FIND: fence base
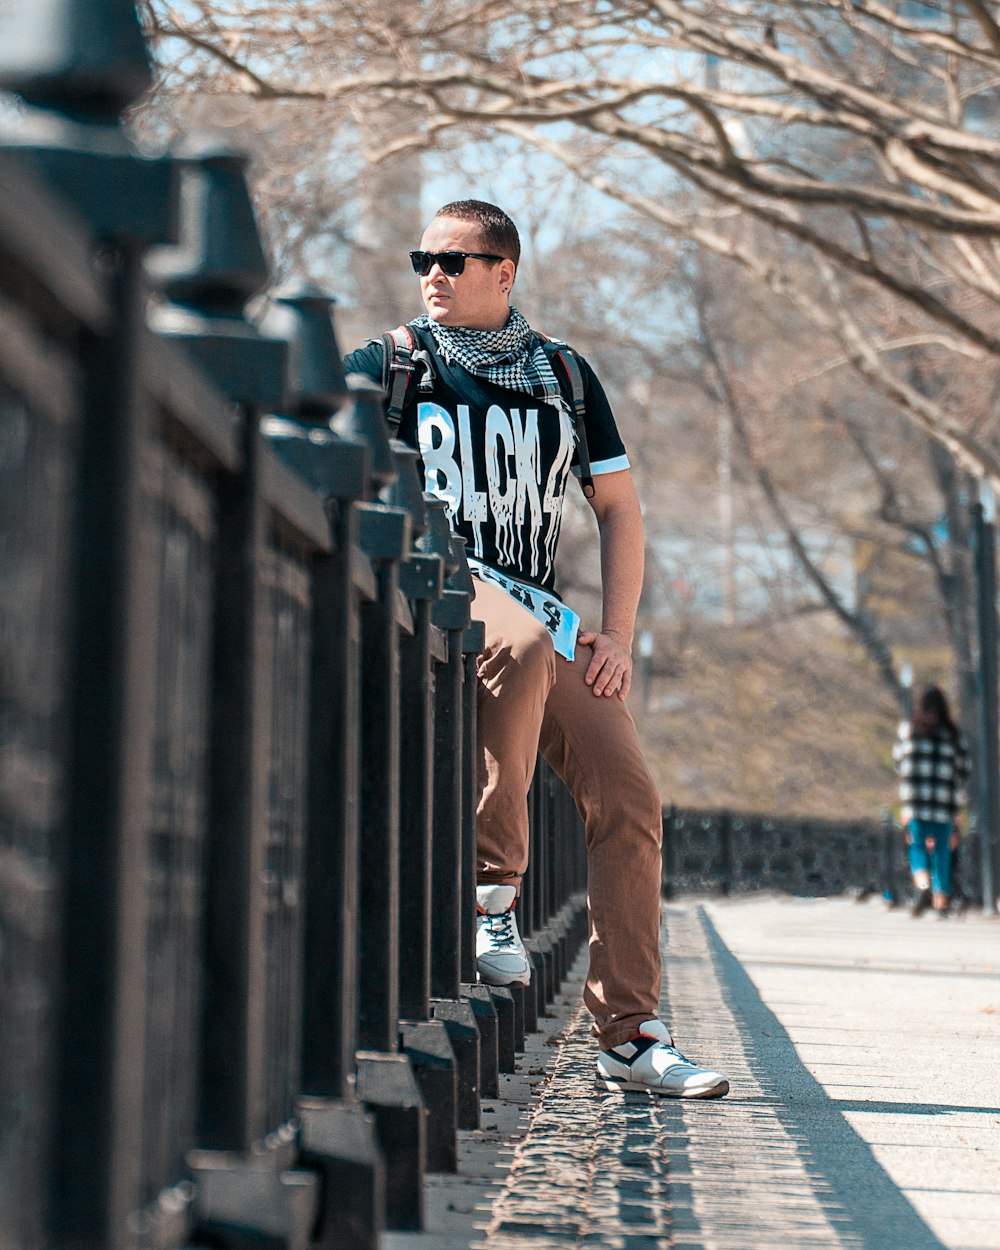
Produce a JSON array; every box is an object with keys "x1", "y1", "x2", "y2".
[
  {"x1": 526, "y1": 940, "x2": 555, "y2": 1011},
  {"x1": 431, "y1": 998, "x2": 481, "y2": 1129},
  {"x1": 486, "y1": 986, "x2": 517, "y2": 1071},
  {"x1": 506, "y1": 983, "x2": 527, "y2": 1050},
  {"x1": 188, "y1": 1149, "x2": 319, "y2": 1250},
  {"x1": 355, "y1": 1052, "x2": 426, "y2": 1231},
  {"x1": 296, "y1": 1098, "x2": 385, "y2": 1250},
  {"x1": 193, "y1": 1222, "x2": 288, "y2": 1248},
  {"x1": 520, "y1": 972, "x2": 540, "y2": 1036},
  {"x1": 399, "y1": 1020, "x2": 459, "y2": 1173},
  {"x1": 465, "y1": 985, "x2": 500, "y2": 1098}
]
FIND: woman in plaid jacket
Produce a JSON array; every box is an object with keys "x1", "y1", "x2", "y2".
[{"x1": 893, "y1": 685, "x2": 971, "y2": 915}]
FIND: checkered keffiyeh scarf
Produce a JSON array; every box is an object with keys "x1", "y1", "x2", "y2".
[{"x1": 414, "y1": 307, "x2": 566, "y2": 411}]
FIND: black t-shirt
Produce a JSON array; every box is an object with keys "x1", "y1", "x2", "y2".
[{"x1": 343, "y1": 323, "x2": 629, "y2": 590}]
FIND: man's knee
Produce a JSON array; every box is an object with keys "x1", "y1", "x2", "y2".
[{"x1": 588, "y1": 755, "x2": 662, "y2": 844}]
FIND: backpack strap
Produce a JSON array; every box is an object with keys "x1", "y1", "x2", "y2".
[
  {"x1": 381, "y1": 324, "x2": 417, "y2": 434},
  {"x1": 536, "y1": 334, "x2": 595, "y2": 498}
]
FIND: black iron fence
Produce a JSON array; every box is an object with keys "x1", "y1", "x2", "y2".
[
  {"x1": 0, "y1": 10, "x2": 589, "y2": 1249},
  {"x1": 663, "y1": 805, "x2": 987, "y2": 906}
]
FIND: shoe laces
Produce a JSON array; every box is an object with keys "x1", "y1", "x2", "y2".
[
  {"x1": 481, "y1": 909, "x2": 517, "y2": 951},
  {"x1": 657, "y1": 1042, "x2": 691, "y2": 1065}
]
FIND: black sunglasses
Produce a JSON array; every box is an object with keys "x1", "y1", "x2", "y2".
[{"x1": 409, "y1": 249, "x2": 505, "y2": 277}]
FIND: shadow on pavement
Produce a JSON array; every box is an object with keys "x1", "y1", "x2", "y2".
[
  {"x1": 691, "y1": 905, "x2": 952, "y2": 1250},
  {"x1": 830, "y1": 1098, "x2": 1000, "y2": 1117}
]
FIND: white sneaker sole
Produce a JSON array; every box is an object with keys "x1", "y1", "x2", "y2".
[
  {"x1": 477, "y1": 966, "x2": 532, "y2": 988},
  {"x1": 596, "y1": 1075, "x2": 730, "y2": 1099}
]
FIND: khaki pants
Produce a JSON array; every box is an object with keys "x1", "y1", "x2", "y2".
[{"x1": 472, "y1": 576, "x2": 663, "y2": 1050}]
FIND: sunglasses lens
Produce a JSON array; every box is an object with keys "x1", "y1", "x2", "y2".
[{"x1": 410, "y1": 251, "x2": 468, "y2": 277}]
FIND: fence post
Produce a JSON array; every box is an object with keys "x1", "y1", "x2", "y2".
[
  {"x1": 427, "y1": 503, "x2": 466, "y2": 1007},
  {"x1": 545, "y1": 765, "x2": 567, "y2": 988},
  {"x1": 719, "y1": 809, "x2": 733, "y2": 896},
  {"x1": 421, "y1": 504, "x2": 482, "y2": 1131},
  {"x1": 357, "y1": 482, "x2": 409, "y2": 1050},
  {"x1": 333, "y1": 380, "x2": 427, "y2": 1233},
  {"x1": 386, "y1": 449, "x2": 464, "y2": 1174},
  {"x1": 332, "y1": 378, "x2": 405, "y2": 1045},
  {"x1": 662, "y1": 805, "x2": 676, "y2": 899},
  {"x1": 517, "y1": 795, "x2": 540, "y2": 1037},
  {"x1": 971, "y1": 484, "x2": 1000, "y2": 915},
  {"x1": 453, "y1": 543, "x2": 482, "y2": 993},
  {"x1": 448, "y1": 546, "x2": 499, "y2": 1104},
  {"x1": 0, "y1": 154, "x2": 106, "y2": 1250},
  {"x1": 450, "y1": 550, "x2": 511, "y2": 1080},
  {"x1": 261, "y1": 288, "x2": 363, "y2": 1103},
  {"x1": 150, "y1": 147, "x2": 289, "y2": 1158},
  {"x1": 0, "y1": 10, "x2": 183, "y2": 1245},
  {"x1": 387, "y1": 467, "x2": 470, "y2": 1170},
  {"x1": 524, "y1": 774, "x2": 555, "y2": 1013},
  {"x1": 153, "y1": 146, "x2": 347, "y2": 1250},
  {"x1": 390, "y1": 452, "x2": 438, "y2": 1023},
  {"x1": 260, "y1": 287, "x2": 387, "y2": 1250}
]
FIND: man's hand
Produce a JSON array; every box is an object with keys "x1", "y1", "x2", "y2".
[
  {"x1": 578, "y1": 629, "x2": 633, "y2": 700},
  {"x1": 579, "y1": 471, "x2": 643, "y2": 702}
]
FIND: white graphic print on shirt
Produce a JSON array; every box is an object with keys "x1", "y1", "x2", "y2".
[
  {"x1": 467, "y1": 558, "x2": 581, "y2": 660},
  {"x1": 417, "y1": 399, "x2": 574, "y2": 586}
]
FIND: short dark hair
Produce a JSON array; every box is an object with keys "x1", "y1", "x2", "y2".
[{"x1": 433, "y1": 199, "x2": 520, "y2": 267}]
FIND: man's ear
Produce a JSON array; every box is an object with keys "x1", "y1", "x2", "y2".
[{"x1": 499, "y1": 257, "x2": 516, "y2": 293}]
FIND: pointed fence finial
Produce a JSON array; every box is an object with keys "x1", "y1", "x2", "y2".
[
  {"x1": 383, "y1": 441, "x2": 427, "y2": 537},
  {"x1": 0, "y1": 0, "x2": 152, "y2": 123},
  {"x1": 262, "y1": 280, "x2": 349, "y2": 420},
  {"x1": 418, "y1": 498, "x2": 457, "y2": 572},
  {"x1": 146, "y1": 141, "x2": 269, "y2": 315},
  {"x1": 333, "y1": 376, "x2": 397, "y2": 492}
]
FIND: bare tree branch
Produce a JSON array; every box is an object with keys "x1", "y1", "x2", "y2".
[
  {"x1": 696, "y1": 295, "x2": 907, "y2": 700},
  {"x1": 961, "y1": 0, "x2": 1000, "y2": 56}
]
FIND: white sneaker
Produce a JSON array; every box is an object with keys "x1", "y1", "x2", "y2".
[
  {"x1": 476, "y1": 884, "x2": 531, "y2": 987},
  {"x1": 597, "y1": 1019, "x2": 729, "y2": 1098}
]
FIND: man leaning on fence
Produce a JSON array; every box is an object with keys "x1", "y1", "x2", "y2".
[{"x1": 344, "y1": 199, "x2": 727, "y2": 1098}]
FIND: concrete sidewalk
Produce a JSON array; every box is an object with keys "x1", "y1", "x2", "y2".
[{"x1": 386, "y1": 896, "x2": 1000, "y2": 1250}]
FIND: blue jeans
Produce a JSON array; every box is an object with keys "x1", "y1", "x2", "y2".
[{"x1": 906, "y1": 819, "x2": 954, "y2": 895}]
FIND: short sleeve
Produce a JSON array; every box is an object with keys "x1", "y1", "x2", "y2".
[
  {"x1": 343, "y1": 339, "x2": 386, "y2": 385},
  {"x1": 574, "y1": 354, "x2": 630, "y2": 477}
]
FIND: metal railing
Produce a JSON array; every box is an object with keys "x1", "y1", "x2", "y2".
[
  {"x1": 663, "y1": 805, "x2": 986, "y2": 906},
  {"x1": 0, "y1": 6, "x2": 589, "y2": 1249}
]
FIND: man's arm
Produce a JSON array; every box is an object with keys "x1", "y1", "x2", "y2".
[
  {"x1": 577, "y1": 469, "x2": 644, "y2": 700},
  {"x1": 342, "y1": 339, "x2": 386, "y2": 384}
]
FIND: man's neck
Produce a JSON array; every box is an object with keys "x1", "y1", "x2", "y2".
[{"x1": 432, "y1": 310, "x2": 511, "y2": 332}]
